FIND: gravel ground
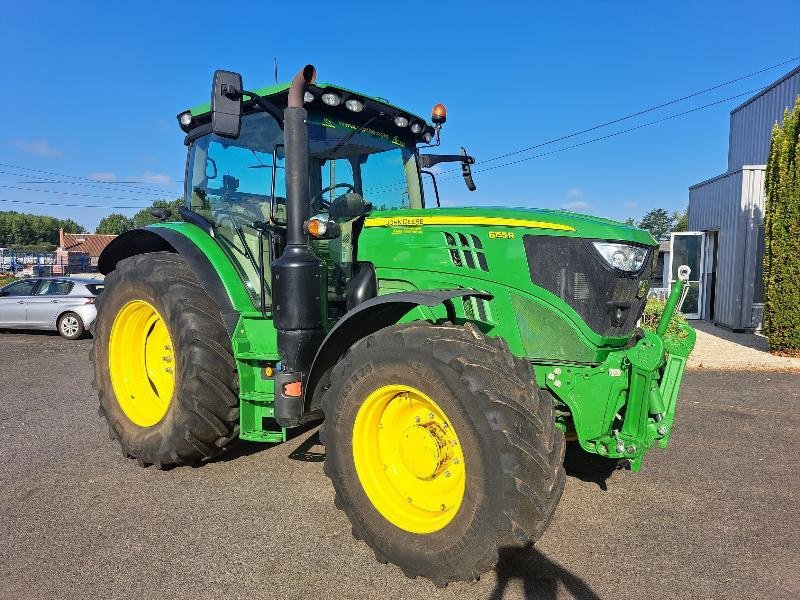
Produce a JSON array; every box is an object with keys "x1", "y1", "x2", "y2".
[
  {"x1": 687, "y1": 321, "x2": 800, "y2": 371},
  {"x1": 1, "y1": 331, "x2": 798, "y2": 599}
]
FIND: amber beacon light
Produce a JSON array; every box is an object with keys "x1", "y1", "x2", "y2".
[{"x1": 431, "y1": 103, "x2": 447, "y2": 124}]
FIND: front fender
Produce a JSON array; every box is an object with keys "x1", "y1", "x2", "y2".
[{"x1": 303, "y1": 288, "x2": 492, "y2": 412}]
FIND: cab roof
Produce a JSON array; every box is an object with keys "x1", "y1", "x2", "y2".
[{"x1": 183, "y1": 81, "x2": 435, "y2": 144}]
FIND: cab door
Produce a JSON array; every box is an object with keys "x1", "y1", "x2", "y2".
[{"x1": 669, "y1": 232, "x2": 704, "y2": 319}]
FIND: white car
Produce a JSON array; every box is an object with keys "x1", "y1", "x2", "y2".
[{"x1": 0, "y1": 277, "x2": 103, "y2": 339}]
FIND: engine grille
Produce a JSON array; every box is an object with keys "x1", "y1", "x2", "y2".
[
  {"x1": 523, "y1": 235, "x2": 653, "y2": 337},
  {"x1": 443, "y1": 232, "x2": 489, "y2": 272}
]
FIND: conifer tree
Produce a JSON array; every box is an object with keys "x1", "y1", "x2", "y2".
[{"x1": 763, "y1": 96, "x2": 800, "y2": 353}]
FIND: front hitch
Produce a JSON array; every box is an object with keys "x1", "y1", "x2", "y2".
[{"x1": 537, "y1": 265, "x2": 697, "y2": 471}]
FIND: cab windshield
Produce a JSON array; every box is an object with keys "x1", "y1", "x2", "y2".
[{"x1": 185, "y1": 110, "x2": 422, "y2": 307}]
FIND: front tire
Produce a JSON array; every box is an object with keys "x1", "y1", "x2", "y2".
[
  {"x1": 91, "y1": 252, "x2": 239, "y2": 468},
  {"x1": 320, "y1": 322, "x2": 566, "y2": 585}
]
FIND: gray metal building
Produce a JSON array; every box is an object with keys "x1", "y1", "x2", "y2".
[{"x1": 687, "y1": 66, "x2": 800, "y2": 331}]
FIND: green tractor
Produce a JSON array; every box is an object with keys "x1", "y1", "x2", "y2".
[{"x1": 92, "y1": 64, "x2": 695, "y2": 584}]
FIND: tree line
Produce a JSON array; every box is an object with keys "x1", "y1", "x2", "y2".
[
  {"x1": 0, "y1": 198, "x2": 185, "y2": 250},
  {"x1": 96, "y1": 198, "x2": 185, "y2": 235},
  {"x1": 625, "y1": 206, "x2": 688, "y2": 240},
  {"x1": 0, "y1": 211, "x2": 85, "y2": 251}
]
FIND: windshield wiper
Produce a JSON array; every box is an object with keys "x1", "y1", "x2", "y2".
[
  {"x1": 321, "y1": 112, "x2": 383, "y2": 160},
  {"x1": 247, "y1": 149, "x2": 283, "y2": 169}
]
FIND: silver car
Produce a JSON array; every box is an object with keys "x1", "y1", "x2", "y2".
[{"x1": 0, "y1": 277, "x2": 103, "y2": 339}]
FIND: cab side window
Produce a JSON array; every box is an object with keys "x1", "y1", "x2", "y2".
[{"x1": 2, "y1": 280, "x2": 37, "y2": 296}]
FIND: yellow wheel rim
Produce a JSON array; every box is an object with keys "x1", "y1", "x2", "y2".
[
  {"x1": 352, "y1": 384, "x2": 466, "y2": 534},
  {"x1": 108, "y1": 300, "x2": 175, "y2": 427}
]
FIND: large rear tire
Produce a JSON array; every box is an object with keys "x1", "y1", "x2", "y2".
[
  {"x1": 320, "y1": 322, "x2": 566, "y2": 585},
  {"x1": 92, "y1": 252, "x2": 239, "y2": 468}
]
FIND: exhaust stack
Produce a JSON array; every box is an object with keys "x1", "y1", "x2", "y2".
[
  {"x1": 272, "y1": 64, "x2": 326, "y2": 427},
  {"x1": 285, "y1": 64, "x2": 316, "y2": 246}
]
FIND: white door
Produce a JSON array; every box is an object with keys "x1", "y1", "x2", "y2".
[{"x1": 669, "y1": 232, "x2": 705, "y2": 319}]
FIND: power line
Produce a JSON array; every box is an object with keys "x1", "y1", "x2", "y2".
[
  {"x1": 0, "y1": 162, "x2": 183, "y2": 194},
  {"x1": 0, "y1": 184, "x2": 169, "y2": 203},
  {"x1": 0, "y1": 161, "x2": 184, "y2": 184},
  {"x1": 0, "y1": 198, "x2": 145, "y2": 209},
  {"x1": 366, "y1": 58, "x2": 799, "y2": 192},
  {"x1": 476, "y1": 55, "x2": 800, "y2": 166},
  {"x1": 0, "y1": 172, "x2": 180, "y2": 196},
  {"x1": 436, "y1": 86, "x2": 765, "y2": 181}
]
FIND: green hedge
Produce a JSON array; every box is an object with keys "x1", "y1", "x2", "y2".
[
  {"x1": 641, "y1": 298, "x2": 694, "y2": 357},
  {"x1": 641, "y1": 298, "x2": 688, "y2": 338},
  {"x1": 764, "y1": 96, "x2": 800, "y2": 353}
]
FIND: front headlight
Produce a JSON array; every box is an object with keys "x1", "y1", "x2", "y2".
[{"x1": 592, "y1": 242, "x2": 648, "y2": 273}]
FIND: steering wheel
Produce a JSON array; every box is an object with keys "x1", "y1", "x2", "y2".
[{"x1": 311, "y1": 183, "x2": 355, "y2": 212}]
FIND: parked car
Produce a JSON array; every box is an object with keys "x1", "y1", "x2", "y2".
[{"x1": 0, "y1": 277, "x2": 104, "y2": 339}]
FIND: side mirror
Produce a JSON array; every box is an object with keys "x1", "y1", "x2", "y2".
[
  {"x1": 329, "y1": 194, "x2": 372, "y2": 223},
  {"x1": 211, "y1": 70, "x2": 243, "y2": 138},
  {"x1": 460, "y1": 147, "x2": 476, "y2": 192}
]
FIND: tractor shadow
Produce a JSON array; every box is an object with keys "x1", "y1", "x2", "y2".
[
  {"x1": 207, "y1": 419, "x2": 325, "y2": 465},
  {"x1": 287, "y1": 428, "x2": 326, "y2": 462},
  {"x1": 562, "y1": 442, "x2": 629, "y2": 491},
  {"x1": 491, "y1": 544, "x2": 600, "y2": 599}
]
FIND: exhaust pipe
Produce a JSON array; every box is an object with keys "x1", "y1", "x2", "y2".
[
  {"x1": 287, "y1": 64, "x2": 316, "y2": 108},
  {"x1": 272, "y1": 64, "x2": 326, "y2": 427},
  {"x1": 285, "y1": 64, "x2": 316, "y2": 246}
]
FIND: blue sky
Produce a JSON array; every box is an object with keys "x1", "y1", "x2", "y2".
[{"x1": 1, "y1": 0, "x2": 798, "y2": 231}]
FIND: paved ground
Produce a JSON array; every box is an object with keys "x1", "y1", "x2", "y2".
[
  {"x1": 687, "y1": 320, "x2": 800, "y2": 371},
  {"x1": 1, "y1": 331, "x2": 798, "y2": 600}
]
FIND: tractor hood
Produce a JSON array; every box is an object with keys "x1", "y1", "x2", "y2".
[
  {"x1": 358, "y1": 205, "x2": 658, "y2": 351},
  {"x1": 363, "y1": 206, "x2": 656, "y2": 246}
]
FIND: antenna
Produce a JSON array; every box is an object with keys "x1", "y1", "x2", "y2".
[{"x1": 273, "y1": 58, "x2": 278, "y2": 84}]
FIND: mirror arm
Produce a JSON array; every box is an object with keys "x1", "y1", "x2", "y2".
[
  {"x1": 418, "y1": 154, "x2": 476, "y2": 169},
  {"x1": 241, "y1": 91, "x2": 285, "y2": 128},
  {"x1": 420, "y1": 170, "x2": 441, "y2": 208}
]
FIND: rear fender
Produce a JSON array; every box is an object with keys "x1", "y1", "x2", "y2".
[{"x1": 97, "y1": 224, "x2": 251, "y2": 337}]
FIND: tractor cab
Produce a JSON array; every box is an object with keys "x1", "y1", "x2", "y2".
[{"x1": 179, "y1": 78, "x2": 470, "y2": 317}]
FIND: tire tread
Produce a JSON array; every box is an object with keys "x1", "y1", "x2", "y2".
[
  {"x1": 320, "y1": 321, "x2": 565, "y2": 584},
  {"x1": 93, "y1": 251, "x2": 238, "y2": 467}
]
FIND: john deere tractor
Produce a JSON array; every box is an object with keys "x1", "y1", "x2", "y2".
[{"x1": 92, "y1": 64, "x2": 695, "y2": 584}]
